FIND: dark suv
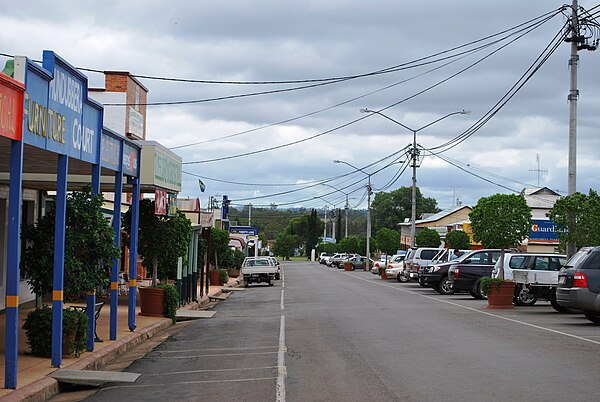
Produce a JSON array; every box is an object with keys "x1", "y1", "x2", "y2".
[{"x1": 556, "y1": 247, "x2": 600, "y2": 324}]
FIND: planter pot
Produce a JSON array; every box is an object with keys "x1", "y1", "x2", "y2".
[
  {"x1": 486, "y1": 281, "x2": 516, "y2": 309},
  {"x1": 209, "y1": 270, "x2": 223, "y2": 286},
  {"x1": 343, "y1": 262, "x2": 353, "y2": 271},
  {"x1": 139, "y1": 287, "x2": 165, "y2": 317},
  {"x1": 381, "y1": 270, "x2": 388, "y2": 280},
  {"x1": 362, "y1": 262, "x2": 367, "y2": 271}
]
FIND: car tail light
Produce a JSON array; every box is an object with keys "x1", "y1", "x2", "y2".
[
  {"x1": 573, "y1": 272, "x2": 588, "y2": 288},
  {"x1": 388, "y1": 264, "x2": 394, "y2": 269},
  {"x1": 453, "y1": 268, "x2": 460, "y2": 279},
  {"x1": 415, "y1": 263, "x2": 421, "y2": 272},
  {"x1": 403, "y1": 262, "x2": 407, "y2": 269}
]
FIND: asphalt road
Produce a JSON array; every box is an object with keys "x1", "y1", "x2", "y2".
[{"x1": 73, "y1": 261, "x2": 599, "y2": 401}]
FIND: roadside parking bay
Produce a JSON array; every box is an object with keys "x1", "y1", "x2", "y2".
[{"x1": 349, "y1": 273, "x2": 600, "y2": 346}]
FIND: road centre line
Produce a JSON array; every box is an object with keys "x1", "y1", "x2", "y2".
[
  {"x1": 350, "y1": 273, "x2": 600, "y2": 347},
  {"x1": 144, "y1": 366, "x2": 278, "y2": 376}
]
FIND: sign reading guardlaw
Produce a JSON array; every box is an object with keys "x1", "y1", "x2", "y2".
[
  {"x1": 0, "y1": 72, "x2": 24, "y2": 140},
  {"x1": 18, "y1": 51, "x2": 100, "y2": 163}
]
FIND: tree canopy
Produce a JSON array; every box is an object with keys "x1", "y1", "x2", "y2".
[
  {"x1": 371, "y1": 186, "x2": 439, "y2": 232},
  {"x1": 123, "y1": 198, "x2": 192, "y2": 282},
  {"x1": 273, "y1": 234, "x2": 301, "y2": 259},
  {"x1": 548, "y1": 189, "x2": 600, "y2": 252},
  {"x1": 21, "y1": 186, "x2": 119, "y2": 300},
  {"x1": 469, "y1": 193, "x2": 531, "y2": 249},
  {"x1": 375, "y1": 228, "x2": 401, "y2": 256},
  {"x1": 415, "y1": 227, "x2": 441, "y2": 247},
  {"x1": 444, "y1": 230, "x2": 471, "y2": 250}
]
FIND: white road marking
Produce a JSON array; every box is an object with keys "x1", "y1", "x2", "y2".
[
  {"x1": 277, "y1": 272, "x2": 287, "y2": 402},
  {"x1": 150, "y1": 351, "x2": 278, "y2": 359},
  {"x1": 100, "y1": 377, "x2": 278, "y2": 392},
  {"x1": 352, "y1": 274, "x2": 600, "y2": 346},
  {"x1": 144, "y1": 366, "x2": 278, "y2": 376}
]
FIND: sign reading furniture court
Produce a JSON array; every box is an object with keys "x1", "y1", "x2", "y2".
[{"x1": 16, "y1": 51, "x2": 101, "y2": 163}]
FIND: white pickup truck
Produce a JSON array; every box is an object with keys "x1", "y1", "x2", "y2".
[
  {"x1": 510, "y1": 253, "x2": 567, "y2": 311},
  {"x1": 241, "y1": 257, "x2": 278, "y2": 287}
]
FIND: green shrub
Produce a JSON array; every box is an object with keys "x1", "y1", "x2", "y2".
[
  {"x1": 158, "y1": 283, "x2": 179, "y2": 324},
  {"x1": 479, "y1": 277, "x2": 506, "y2": 296},
  {"x1": 23, "y1": 305, "x2": 87, "y2": 357}
]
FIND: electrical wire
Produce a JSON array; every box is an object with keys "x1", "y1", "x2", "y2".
[{"x1": 425, "y1": 21, "x2": 569, "y2": 154}]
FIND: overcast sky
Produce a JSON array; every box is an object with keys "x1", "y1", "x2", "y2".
[{"x1": 2, "y1": 1, "x2": 600, "y2": 213}]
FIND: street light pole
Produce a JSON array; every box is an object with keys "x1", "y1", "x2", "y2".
[
  {"x1": 320, "y1": 183, "x2": 351, "y2": 238},
  {"x1": 333, "y1": 160, "x2": 372, "y2": 259},
  {"x1": 315, "y1": 196, "x2": 337, "y2": 241},
  {"x1": 360, "y1": 108, "x2": 469, "y2": 248}
]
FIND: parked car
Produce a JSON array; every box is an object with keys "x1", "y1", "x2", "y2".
[
  {"x1": 401, "y1": 247, "x2": 443, "y2": 281},
  {"x1": 492, "y1": 252, "x2": 566, "y2": 306},
  {"x1": 418, "y1": 248, "x2": 469, "y2": 287},
  {"x1": 326, "y1": 253, "x2": 345, "y2": 267},
  {"x1": 343, "y1": 256, "x2": 375, "y2": 271},
  {"x1": 376, "y1": 254, "x2": 406, "y2": 278},
  {"x1": 419, "y1": 249, "x2": 479, "y2": 294},
  {"x1": 447, "y1": 249, "x2": 510, "y2": 299},
  {"x1": 556, "y1": 247, "x2": 600, "y2": 323},
  {"x1": 268, "y1": 256, "x2": 282, "y2": 280},
  {"x1": 319, "y1": 252, "x2": 331, "y2": 264}
]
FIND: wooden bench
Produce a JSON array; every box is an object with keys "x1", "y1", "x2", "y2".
[{"x1": 70, "y1": 301, "x2": 105, "y2": 342}]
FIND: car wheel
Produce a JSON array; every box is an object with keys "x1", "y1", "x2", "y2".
[
  {"x1": 470, "y1": 280, "x2": 487, "y2": 300},
  {"x1": 583, "y1": 310, "x2": 600, "y2": 324},
  {"x1": 418, "y1": 277, "x2": 427, "y2": 287},
  {"x1": 276, "y1": 273, "x2": 280, "y2": 280},
  {"x1": 243, "y1": 281, "x2": 249, "y2": 288},
  {"x1": 397, "y1": 274, "x2": 410, "y2": 283},
  {"x1": 514, "y1": 284, "x2": 537, "y2": 306},
  {"x1": 436, "y1": 279, "x2": 455, "y2": 295}
]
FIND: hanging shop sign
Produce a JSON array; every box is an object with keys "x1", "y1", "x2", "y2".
[
  {"x1": 100, "y1": 128, "x2": 122, "y2": 171},
  {"x1": 155, "y1": 189, "x2": 167, "y2": 215},
  {"x1": 139, "y1": 141, "x2": 182, "y2": 193},
  {"x1": 0, "y1": 72, "x2": 24, "y2": 140},
  {"x1": 122, "y1": 141, "x2": 140, "y2": 177}
]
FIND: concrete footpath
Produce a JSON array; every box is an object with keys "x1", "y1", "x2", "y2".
[{"x1": 0, "y1": 278, "x2": 240, "y2": 402}]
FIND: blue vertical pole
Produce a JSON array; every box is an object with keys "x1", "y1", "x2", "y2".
[
  {"x1": 128, "y1": 177, "x2": 140, "y2": 331},
  {"x1": 85, "y1": 164, "x2": 102, "y2": 352},
  {"x1": 52, "y1": 154, "x2": 69, "y2": 368},
  {"x1": 5, "y1": 139, "x2": 24, "y2": 389},
  {"x1": 110, "y1": 170, "x2": 123, "y2": 340}
]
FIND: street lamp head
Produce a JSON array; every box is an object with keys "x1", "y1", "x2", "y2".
[
  {"x1": 360, "y1": 108, "x2": 374, "y2": 114},
  {"x1": 460, "y1": 110, "x2": 471, "y2": 115},
  {"x1": 333, "y1": 159, "x2": 341, "y2": 164}
]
